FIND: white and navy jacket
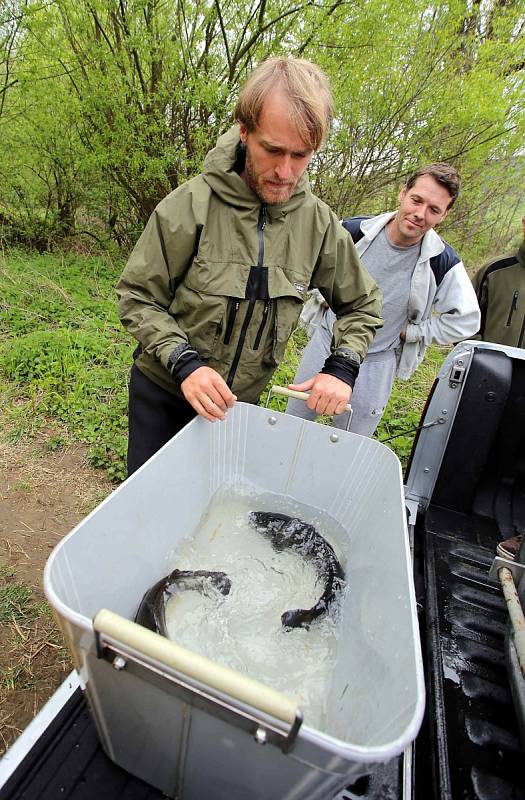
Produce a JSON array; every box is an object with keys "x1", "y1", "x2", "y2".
[{"x1": 303, "y1": 212, "x2": 481, "y2": 380}]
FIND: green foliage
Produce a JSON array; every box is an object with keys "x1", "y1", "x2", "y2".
[
  {"x1": 307, "y1": 0, "x2": 525, "y2": 263},
  {"x1": 0, "y1": 249, "x2": 131, "y2": 481},
  {"x1": 0, "y1": 0, "x2": 523, "y2": 257}
]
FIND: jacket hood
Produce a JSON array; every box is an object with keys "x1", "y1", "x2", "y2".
[{"x1": 202, "y1": 124, "x2": 311, "y2": 218}]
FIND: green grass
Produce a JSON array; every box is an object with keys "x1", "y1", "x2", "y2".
[
  {"x1": 0, "y1": 249, "x2": 131, "y2": 481},
  {"x1": 0, "y1": 247, "x2": 446, "y2": 479},
  {"x1": 0, "y1": 562, "x2": 69, "y2": 736},
  {"x1": 0, "y1": 563, "x2": 48, "y2": 625}
]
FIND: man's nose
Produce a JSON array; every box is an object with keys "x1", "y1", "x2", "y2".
[{"x1": 274, "y1": 155, "x2": 292, "y2": 180}]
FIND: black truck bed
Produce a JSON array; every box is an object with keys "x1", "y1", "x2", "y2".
[
  {"x1": 415, "y1": 505, "x2": 525, "y2": 800},
  {"x1": 2, "y1": 504, "x2": 523, "y2": 800}
]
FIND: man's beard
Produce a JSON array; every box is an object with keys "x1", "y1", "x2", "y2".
[{"x1": 243, "y1": 147, "x2": 296, "y2": 205}]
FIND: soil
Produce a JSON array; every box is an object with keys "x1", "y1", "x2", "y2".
[{"x1": 0, "y1": 435, "x2": 114, "y2": 754}]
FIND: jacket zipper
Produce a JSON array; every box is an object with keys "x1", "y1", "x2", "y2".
[
  {"x1": 254, "y1": 301, "x2": 270, "y2": 350},
  {"x1": 226, "y1": 204, "x2": 267, "y2": 388},
  {"x1": 223, "y1": 299, "x2": 240, "y2": 345},
  {"x1": 506, "y1": 291, "x2": 519, "y2": 327}
]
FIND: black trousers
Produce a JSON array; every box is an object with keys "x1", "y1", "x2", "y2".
[{"x1": 127, "y1": 365, "x2": 197, "y2": 476}]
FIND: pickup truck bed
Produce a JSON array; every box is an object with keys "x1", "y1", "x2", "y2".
[
  {"x1": 1, "y1": 342, "x2": 524, "y2": 800},
  {"x1": 415, "y1": 507, "x2": 524, "y2": 799}
]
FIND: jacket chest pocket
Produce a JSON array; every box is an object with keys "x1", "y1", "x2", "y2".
[
  {"x1": 263, "y1": 297, "x2": 302, "y2": 366},
  {"x1": 170, "y1": 259, "x2": 253, "y2": 357},
  {"x1": 220, "y1": 296, "x2": 271, "y2": 347},
  {"x1": 177, "y1": 260, "x2": 305, "y2": 367},
  {"x1": 169, "y1": 285, "x2": 225, "y2": 358},
  {"x1": 223, "y1": 265, "x2": 271, "y2": 347},
  {"x1": 265, "y1": 267, "x2": 306, "y2": 366}
]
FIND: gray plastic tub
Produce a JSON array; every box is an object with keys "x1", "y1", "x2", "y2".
[{"x1": 44, "y1": 401, "x2": 424, "y2": 800}]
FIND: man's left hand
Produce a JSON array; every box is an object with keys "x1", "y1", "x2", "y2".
[{"x1": 288, "y1": 374, "x2": 352, "y2": 416}]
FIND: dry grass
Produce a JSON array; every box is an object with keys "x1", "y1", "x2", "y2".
[
  {"x1": 0, "y1": 428, "x2": 113, "y2": 754},
  {"x1": 0, "y1": 606, "x2": 70, "y2": 752}
]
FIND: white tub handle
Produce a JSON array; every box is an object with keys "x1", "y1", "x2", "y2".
[
  {"x1": 266, "y1": 385, "x2": 353, "y2": 431},
  {"x1": 93, "y1": 609, "x2": 302, "y2": 738}
]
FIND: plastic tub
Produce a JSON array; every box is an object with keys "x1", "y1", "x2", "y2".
[{"x1": 44, "y1": 401, "x2": 424, "y2": 800}]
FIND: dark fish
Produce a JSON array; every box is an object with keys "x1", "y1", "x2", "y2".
[
  {"x1": 248, "y1": 511, "x2": 345, "y2": 629},
  {"x1": 135, "y1": 569, "x2": 231, "y2": 637}
]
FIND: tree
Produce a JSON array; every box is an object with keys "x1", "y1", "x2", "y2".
[
  {"x1": 0, "y1": 0, "x2": 523, "y2": 260},
  {"x1": 304, "y1": 0, "x2": 524, "y2": 261},
  {"x1": 18, "y1": 0, "x2": 346, "y2": 228},
  {"x1": 0, "y1": 0, "x2": 25, "y2": 120}
]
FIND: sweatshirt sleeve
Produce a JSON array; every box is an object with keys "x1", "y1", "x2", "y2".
[
  {"x1": 404, "y1": 261, "x2": 481, "y2": 346},
  {"x1": 310, "y1": 217, "x2": 383, "y2": 363},
  {"x1": 116, "y1": 188, "x2": 201, "y2": 371}
]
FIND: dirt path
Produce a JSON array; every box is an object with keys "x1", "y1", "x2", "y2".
[{"x1": 0, "y1": 435, "x2": 113, "y2": 754}]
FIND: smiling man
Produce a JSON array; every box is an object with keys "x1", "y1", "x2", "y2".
[
  {"x1": 287, "y1": 164, "x2": 481, "y2": 437},
  {"x1": 117, "y1": 58, "x2": 382, "y2": 474}
]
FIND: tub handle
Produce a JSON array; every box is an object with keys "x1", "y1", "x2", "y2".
[
  {"x1": 266, "y1": 385, "x2": 353, "y2": 431},
  {"x1": 93, "y1": 609, "x2": 303, "y2": 750}
]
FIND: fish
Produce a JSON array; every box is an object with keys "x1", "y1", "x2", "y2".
[
  {"x1": 248, "y1": 511, "x2": 345, "y2": 629},
  {"x1": 134, "y1": 569, "x2": 231, "y2": 637}
]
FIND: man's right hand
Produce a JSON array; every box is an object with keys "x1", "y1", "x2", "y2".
[{"x1": 181, "y1": 367, "x2": 237, "y2": 421}]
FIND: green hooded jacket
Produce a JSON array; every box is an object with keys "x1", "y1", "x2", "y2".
[
  {"x1": 117, "y1": 125, "x2": 383, "y2": 402},
  {"x1": 472, "y1": 239, "x2": 525, "y2": 347}
]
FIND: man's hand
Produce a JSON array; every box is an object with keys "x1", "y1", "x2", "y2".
[
  {"x1": 181, "y1": 367, "x2": 237, "y2": 421},
  {"x1": 289, "y1": 374, "x2": 352, "y2": 416}
]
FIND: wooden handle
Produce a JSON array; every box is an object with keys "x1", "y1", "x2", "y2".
[
  {"x1": 270, "y1": 385, "x2": 352, "y2": 413},
  {"x1": 93, "y1": 609, "x2": 299, "y2": 724}
]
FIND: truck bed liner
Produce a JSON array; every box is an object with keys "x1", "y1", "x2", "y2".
[
  {"x1": 0, "y1": 688, "x2": 160, "y2": 800},
  {"x1": 419, "y1": 505, "x2": 525, "y2": 800}
]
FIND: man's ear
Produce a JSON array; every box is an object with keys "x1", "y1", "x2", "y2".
[
  {"x1": 239, "y1": 123, "x2": 248, "y2": 145},
  {"x1": 398, "y1": 185, "x2": 407, "y2": 204}
]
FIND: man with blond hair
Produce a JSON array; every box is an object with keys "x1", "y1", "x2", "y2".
[{"x1": 117, "y1": 57, "x2": 382, "y2": 474}]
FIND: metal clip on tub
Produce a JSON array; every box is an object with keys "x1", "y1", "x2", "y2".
[
  {"x1": 265, "y1": 385, "x2": 353, "y2": 431},
  {"x1": 92, "y1": 609, "x2": 303, "y2": 752}
]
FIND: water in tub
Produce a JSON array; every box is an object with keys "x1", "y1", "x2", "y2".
[{"x1": 163, "y1": 483, "x2": 348, "y2": 730}]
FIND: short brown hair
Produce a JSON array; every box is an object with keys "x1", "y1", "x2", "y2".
[
  {"x1": 405, "y1": 163, "x2": 461, "y2": 209},
  {"x1": 235, "y1": 57, "x2": 333, "y2": 151}
]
